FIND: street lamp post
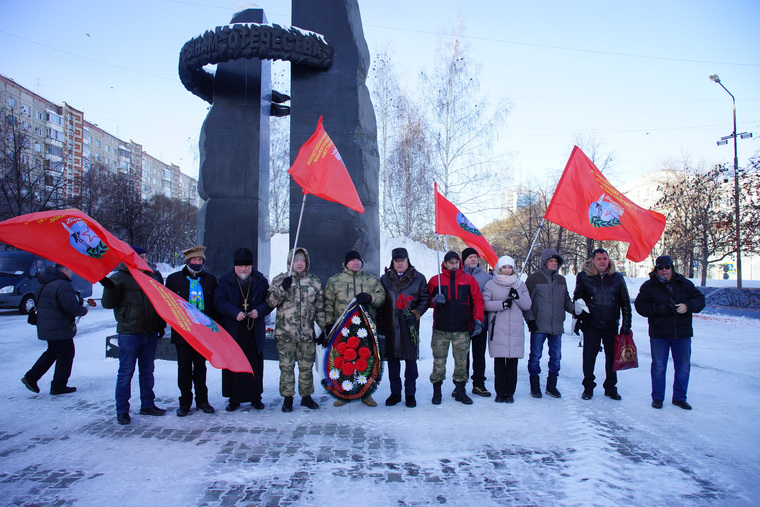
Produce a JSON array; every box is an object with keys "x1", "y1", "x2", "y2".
[{"x1": 710, "y1": 73, "x2": 752, "y2": 288}]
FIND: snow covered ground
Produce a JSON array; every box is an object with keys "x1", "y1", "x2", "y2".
[{"x1": 1, "y1": 236, "x2": 758, "y2": 505}]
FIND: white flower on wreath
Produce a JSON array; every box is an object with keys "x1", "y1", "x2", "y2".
[
  {"x1": 357, "y1": 328, "x2": 368, "y2": 338},
  {"x1": 341, "y1": 327, "x2": 350, "y2": 337},
  {"x1": 351, "y1": 315, "x2": 361, "y2": 325},
  {"x1": 341, "y1": 380, "x2": 354, "y2": 391},
  {"x1": 329, "y1": 369, "x2": 340, "y2": 380},
  {"x1": 356, "y1": 374, "x2": 367, "y2": 385}
]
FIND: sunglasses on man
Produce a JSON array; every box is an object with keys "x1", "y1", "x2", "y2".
[{"x1": 656, "y1": 264, "x2": 672, "y2": 271}]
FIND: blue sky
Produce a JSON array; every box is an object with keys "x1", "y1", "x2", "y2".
[{"x1": 1, "y1": 0, "x2": 758, "y2": 189}]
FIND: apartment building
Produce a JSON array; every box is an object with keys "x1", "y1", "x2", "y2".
[{"x1": 1, "y1": 73, "x2": 199, "y2": 208}]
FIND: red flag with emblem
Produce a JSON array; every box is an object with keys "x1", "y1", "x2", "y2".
[
  {"x1": 288, "y1": 116, "x2": 365, "y2": 213},
  {"x1": 544, "y1": 146, "x2": 666, "y2": 262},
  {"x1": 0, "y1": 209, "x2": 150, "y2": 280},
  {"x1": 434, "y1": 183, "x2": 498, "y2": 268},
  {"x1": 128, "y1": 267, "x2": 253, "y2": 374}
]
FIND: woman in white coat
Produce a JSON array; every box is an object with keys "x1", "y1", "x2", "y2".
[{"x1": 482, "y1": 256, "x2": 532, "y2": 403}]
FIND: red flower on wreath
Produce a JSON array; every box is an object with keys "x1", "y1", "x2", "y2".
[
  {"x1": 346, "y1": 336, "x2": 360, "y2": 349},
  {"x1": 333, "y1": 356, "x2": 345, "y2": 369},
  {"x1": 358, "y1": 347, "x2": 370, "y2": 360},
  {"x1": 355, "y1": 358, "x2": 368, "y2": 372},
  {"x1": 336, "y1": 342, "x2": 347, "y2": 354},
  {"x1": 343, "y1": 348, "x2": 358, "y2": 361},
  {"x1": 341, "y1": 362, "x2": 356, "y2": 376}
]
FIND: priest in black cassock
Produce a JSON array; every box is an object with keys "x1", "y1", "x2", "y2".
[{"x1": 214, "y1": 248, "x2": 273, "y2": 411}]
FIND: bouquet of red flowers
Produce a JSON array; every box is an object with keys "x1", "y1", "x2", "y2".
[{"x1": 396, "y1": 293, "x2": 419, "y2": 344}]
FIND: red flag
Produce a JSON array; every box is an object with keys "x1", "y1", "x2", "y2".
[
  {"x1": 288, "y1": 116, "x2": 365, "y2": 213},
  {"x1": 544, "y1": 146, "x2": 666, "y2": 262},
  {"x1": 0, "y1": 209, "x2": 150, "y2": 281},
  {"x1": 434, "y1": 183, "x2": 499, "y2": 268},
  {"x1": 127, "y1": 266, "x2": 253, "y2": 374}
]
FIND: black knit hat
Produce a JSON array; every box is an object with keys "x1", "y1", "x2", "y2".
[
  {"x1": 344, "y1": 250, "x2": 363, "y2": 266},
  {"x1": 655, "y1": 255, "x2": 673, "y2": 267},
  {"x1": 461, "y1": 247, "x2": 479, "y2": 261},
  {"x1": 233, "y1": 247, "x2": 253, "y2": 266}
]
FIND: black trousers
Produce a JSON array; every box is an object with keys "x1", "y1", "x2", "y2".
[
  {"x1": 493, "y1": 357, "x2": 518, "y2": 397},
  {"x1": 467, "y1": 329, "x2": 488, "y2": 386},
  {"x1": 175, "y1": 341, "x2": 209, "y2": 407},
  {"x1": 387, "y1": 358, "x2": 418, "y2": 396},
  {"x1": 25, "y1": 339, "x2": 75, "y2": 392},
  {"x1": 582, "y1": 327, "x2": 617, "y2": 392}
]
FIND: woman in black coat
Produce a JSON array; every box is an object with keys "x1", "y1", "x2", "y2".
[{"x1": 22, "y1": 264, "x2": 88, "y2": 395}]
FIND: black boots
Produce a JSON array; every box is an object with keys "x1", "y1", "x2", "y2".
[
  {"x1": 530, "y1": 375, "x2": 542, "y2": 398},
  {"x1": 282, "y1": 396, "x2": 293, "y2": 412},
  {"x1": 432, "y1": 382, "x2": 442, "y2": 405},
  {"x1": 300, "y1": 396, "x2": 319, "y2": 410},
  {"x1": 454, "y1": 382, "x2": 473, "y2": 405},
  {"x1": 546, "y1": 375, "x2": 561, "y2": 398}
]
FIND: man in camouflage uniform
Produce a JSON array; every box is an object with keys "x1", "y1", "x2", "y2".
[
  {"x1": 267, "y1": 247, "x2": 326, "y2": 413},
  {"x1": 324, "y1": 250, "x2": 386, "y2": 407}
]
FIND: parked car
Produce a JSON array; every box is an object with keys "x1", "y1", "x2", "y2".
[{"x1": 0, "y1": 249, "x2": 92, "y2": 314}]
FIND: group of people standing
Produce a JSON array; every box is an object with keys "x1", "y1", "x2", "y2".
[{"x1": 21, "y1": 242, "x2": 705, "y2": 424}]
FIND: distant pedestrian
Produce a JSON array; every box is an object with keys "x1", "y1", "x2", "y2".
[
  {"x1": 574, "y1": 248, "x2": 632, "y2": 401},
  {"x1": 21, "y1": 263, "x2": 88, "y2": 396},
  {"x1": 523, "y1": 248, "x2": 574, "y2": 399},
  {"x1": 102, "y1": 246, "x2": 167, "y2": 425},
  {"x1": 165, "y1": 245, "x2": 217, "y2": 417},
  {"x1": 377, "y1": 248, "x2": 429, "y2": 408},
  {"x1": 267, "y1": 248, "x2": 326, "y2": 413},
  {"x1": 482, "y1": 256, "x2": 531, "y2": 403},
  {"x1": 634, "y1": 255, "x2": 705, "y2": 410}
]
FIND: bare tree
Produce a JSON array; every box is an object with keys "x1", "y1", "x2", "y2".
[
  {"x1": 382, "y1": 95, "x2": 434, "y2": 242},
  {"x1": 0, "y1": 106, "x2": 65, "y2": 219},
  {"x1": 656, "y1": 161, "x2": 735, "y2": 286},
  {"x1": 66, "y1": 158, "x2": 112, "y2": 219},
  {"x1": 420, "y1": 18, "x2": 510, "y2": 218},
  {"x1": 269, "y1": 115, "x2": 290, "y2": 235}
]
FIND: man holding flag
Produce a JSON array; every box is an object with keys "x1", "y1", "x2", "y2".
[{"x1": 102, "y1": 246, "x2": 167, "y2": 425}]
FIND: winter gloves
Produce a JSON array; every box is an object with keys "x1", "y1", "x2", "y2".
[
  {"x1": 527, "y1": 320, "x2": 538, "y2": 333},
  {"x1": 470, "y1": 320, "x2": 484, "y2": 337},
  {"x1": 502, "y1": 299, "x2": 513, "y2": 309},
  {"x1": 281, "y1": 276, "x2": 292, "y2": 291},
  {"x1": 432, "y1": 293, "x2": 446, "y2": 306},
  {"x1": 355, "y1": 292, "x2": 372, "y2": 305}
]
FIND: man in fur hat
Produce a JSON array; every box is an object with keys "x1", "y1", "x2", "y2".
[{"x1": 165, "y1": 245, "x2": 217, "y2": 416}]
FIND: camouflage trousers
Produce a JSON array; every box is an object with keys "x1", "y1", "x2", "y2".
[
  {"x1": 276, "y1": 340, "x2": 316, "y2": 397},
  {"x1": 429, "y1": 330, "x2": 470, "y2": 384}
]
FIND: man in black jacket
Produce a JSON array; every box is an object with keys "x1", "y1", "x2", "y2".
[
  {"x1": 635, "y1": 255, "x2": 705, "y2": 410},
  {"x1": 22, "y1": 264, "x2": 88, "y2": 395},
  {"x1": 573, "y1": 248, "x2": 632, "y2": 401},
  {"x1": 102, "y1": 246, "x2": 167, "y2": 425},
  {"x1": 165, "y1": 245, "x2": 217, "y2": 417}
]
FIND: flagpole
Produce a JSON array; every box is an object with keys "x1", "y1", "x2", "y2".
[
  {"x1": 289, "y1": 193, "x2": 308, "y2": 276},
  {"x1": 519, "y1": 218, "x2": 546, "y2": 280},
  {"x1": 435, "y1": 234, "x2": 442, "y2": 291}
]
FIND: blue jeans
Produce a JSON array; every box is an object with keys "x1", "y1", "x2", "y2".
[
  {"x1": 650, "y1": 336, "x2": 691, "y2": 402},
  {"x1": 528, "y1": 333, "x2": 562, "y2": 376},
  {"x1": 115, "y1": 333, "x2": 158, "y2": 414}
]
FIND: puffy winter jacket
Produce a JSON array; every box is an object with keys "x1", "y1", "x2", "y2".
[
  {"x1": 634, "y1": 271, "x2": 705, "y2": 338},
  {"x1": 523, "y1": 249, "x2": 574, "y2": 335},
  {"x1": 267, "y1": 248, "x2": 326, "y2": 343},
  {"x1": 34, "y1": 267, "x2": 88, "y2": 341},
  {"x1": 324, "y1": 264, "x2": 385, "y2": 326},
  {"x1": 573, "y1": 258, "x2": 632, "y2": 332},
  {"x1": 428, "y1": 264, "x2": 485, "y2": 333},
  {"x1": 101, "y1": 264, "x2": 165, "y2": 335},
  {"x1": 483, "y1": 277, "x2": 531, "y2": 358}
]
